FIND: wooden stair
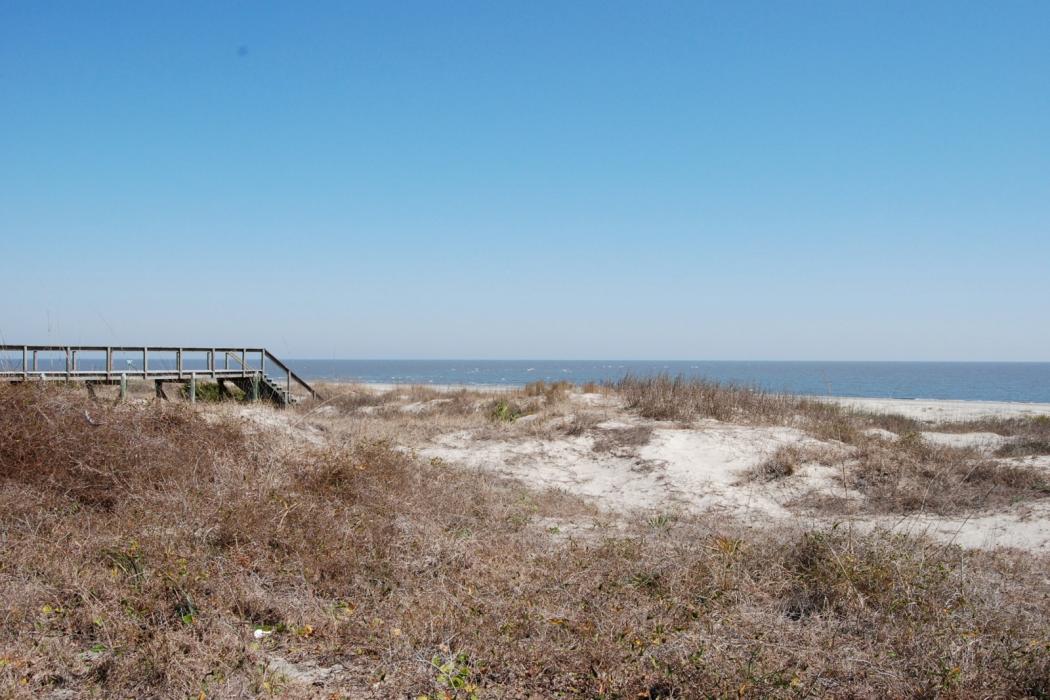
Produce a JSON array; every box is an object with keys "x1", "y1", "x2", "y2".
[{"x1": 0, "y1": 345, "x2": 320, "y2": 408}]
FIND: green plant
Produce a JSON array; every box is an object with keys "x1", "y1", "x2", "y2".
[
  {"x1": 180, "y1": 381, "x2": 225, "y2": 402},
  {"x1": 428, "y1": 652, "x2": 478, "y2": 699},
  {"x1": 489, "y1": 398, "x2": 524, "y2": 422}
]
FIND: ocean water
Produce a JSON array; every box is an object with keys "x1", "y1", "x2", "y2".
[
  {"x1": 3, "y1": 354, "x2": 1047, "y2": 403},
  {"x1": 285, "y1": 360, "x2": 1050, "y2": 403}
]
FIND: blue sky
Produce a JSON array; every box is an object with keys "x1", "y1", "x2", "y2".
[{"x1": 2, "y1": 1, "x2": 1048, "y2": 360}]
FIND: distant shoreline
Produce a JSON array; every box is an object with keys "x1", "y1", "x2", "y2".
[
  {"x1": 285, "y1": 360, "x2": 1050, "y2": 403},
  {"x1": 319, "y1": 380, "x2": 1050, "y2": 420}
]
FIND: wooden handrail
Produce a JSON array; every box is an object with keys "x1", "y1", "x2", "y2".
[{"x1": 0, "y1": 345, "x2": 320, "y2": 400}]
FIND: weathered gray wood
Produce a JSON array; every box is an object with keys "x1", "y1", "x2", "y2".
[{"x1": 0, "y1": 345, "x2": 320, "y2": 406}]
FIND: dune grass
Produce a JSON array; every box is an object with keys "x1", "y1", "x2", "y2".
[{"x1": 1, "y1": 382, "x2": 1049, "y2": 697}]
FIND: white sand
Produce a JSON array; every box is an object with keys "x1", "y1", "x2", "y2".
[
  {"x1": 423, "y1": 421, "x2": 833, "y2": 522},
  {"x1": 869, "y1": 503, "x2": 1050, "y2": 553},
  {"x1": 920, "y1": 431, "x2": 1007, "y2": 450},
  {"x1": 331, "y1": 382, "x2": 517, "y2": 393},
  {"x1": 417, "y1": 393, "x2": 1050, "y2": 552},
  {"x1": 819, "y1": 396, "x2": 1050, "y2": 422}
]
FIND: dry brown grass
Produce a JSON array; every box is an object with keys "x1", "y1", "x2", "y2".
[
  {"x1": 748, "y1": 443, "x2": 840, "y2": 482},
  {"x1": 591, "y1": 425, "x2": 654, "y2": 453},
  {"x1": 300, "y1": 382, "x2": 600, "y2": 449},
  {"x1": 4, "y1": 383, "x2": 1049, "y2": 697},
  {"x1": 846, "y1": 434, "x2": 1050, "y2": 514},
  {"x1": 617, "y1": 373, "x2": 799, "y2": 423},
  {"x1": 521, "y1": 380, "x2": 573, "y2": 402}
]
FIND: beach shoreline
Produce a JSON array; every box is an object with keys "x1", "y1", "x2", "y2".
[{"x1": 320, "y1": 380, "x2": 1050, "y2": 420}]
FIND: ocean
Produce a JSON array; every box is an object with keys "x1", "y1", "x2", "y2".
[
  {"x1": 285, "y1": 360, "x2": 1050, "y2": 403},
  {"x1": 4, "y1": 354, "x2": 1048, "y2": 402}
]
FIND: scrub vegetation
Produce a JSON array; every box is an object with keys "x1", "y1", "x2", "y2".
[
  {"x1": 619, "y1": 374, "x2": 1050, "y2": 515},
  {"x1": 1, "y1": 381, "x2": 1048, "y2": 697}
]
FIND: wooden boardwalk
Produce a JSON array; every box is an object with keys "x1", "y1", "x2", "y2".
[{"x1": 0, "y1": 345, "x2": 319, "y2": 407}]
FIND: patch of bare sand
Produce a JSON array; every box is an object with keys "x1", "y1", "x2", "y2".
[
  {"x1": 206, "y1": 404, "x2": 327, "y2": 447},
  {"x1": 422, "y1": 420, "x2": 832, "y2": 522},
  {"x1": 920, "y1": 431, "x2": 1007, "y2": 450},
  {"x1": 865, "y1": 503, "x2": 1050, "y2": 553}
]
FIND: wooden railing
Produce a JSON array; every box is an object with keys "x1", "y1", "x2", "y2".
[{"x1": 0, "y1": 345, "x2": 318, "y2": 399}]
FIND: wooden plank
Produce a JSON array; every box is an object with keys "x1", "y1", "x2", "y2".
[{"x1": 0, "y1": 344, "x2": 318, "y2": 404}]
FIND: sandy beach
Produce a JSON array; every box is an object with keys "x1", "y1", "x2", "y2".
[{"x1": 819, "y1": 395, "x2": 1050, "y2": 421}]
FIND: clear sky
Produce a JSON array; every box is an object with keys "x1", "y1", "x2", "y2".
[{"x1": 2, "y1": 2, "x2": 1048, "y2": 360}]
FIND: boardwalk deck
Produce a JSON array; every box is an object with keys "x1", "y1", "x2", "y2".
[{"x1": 0, "y1": 345, "x2": 319, "y2": 407}]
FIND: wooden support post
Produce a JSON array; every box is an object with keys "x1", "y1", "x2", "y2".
[
  {"x1": 143, "y1": 347, "x2": 148, "y2": 377},
  {"x1": 189, "y1": 373, "x2": 196, "y2": 404},
  {"x1": 251, "y1": 373, "x2": 260, "y2": 402},
  {"x1": 155, "y1": 380, "x2": 168, "y2": 400},
  {"x1": 22, "y1": 346, "x2": 27, "y2": 380},
  {"x1": 32, "y1": 350, "x2": 38, "y2": 372},
  {"x1": 106, "y1": 347, "x2": 112, "y2": 380},
  {"x1": 177, "y1": 349, "x2": 183, "y2": 379},
  {"x1": 120, "y1": 373, "x2": 128, "y2": 401}
]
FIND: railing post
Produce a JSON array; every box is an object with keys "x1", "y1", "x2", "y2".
[
  {"x1": 242, "y1": 349, "x2": 247, "y2": 376},
  {"x1": 106, "y1": 347, "x2": 112, "y2": 380},
  {"x1": 65, "y1": 347, "x2": 71, "y2": 380},
  {"x1": 177, "y1": 349, "x2": 182, "y2": 379},
  {"x1": 143, "y1": 347, "x2": 148, "y2": 377},
  {"x1": 22, "y1": 346, "x2": 27, "y2": 380},
  {"x1": 72, "y1": 350, "x2": 77, "y2": 373},
  {"x1": 32, "y1": 350, "x2": 38, "y2": 372},
  {"x1": 210, "y1": 349, "x2": 216, "y2": 376}
]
